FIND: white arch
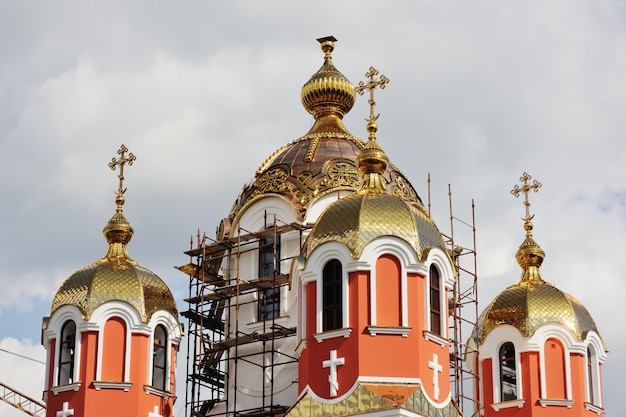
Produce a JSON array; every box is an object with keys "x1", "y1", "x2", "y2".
[
  {"x1": 303, "y1": 241, "x2": 353, "y2": 335},
  {"x1": 46, "y1": 305, "x2": 84, "y2": 388},
  {"x1": 146, "y1": 311, "x2": 183, "y2": 390},
  {"x1": 423, "y1": 247, "x2": 455, "y2": 340},
  {"x1": 231, "y1": 195, "x2": 298, "y2": 234},
  {"x1": 480, "y1": 325, "x2": 526, "y2": 404},
  {"x1": 90, "y1": 301, "x2": 150, "y2": 381}
]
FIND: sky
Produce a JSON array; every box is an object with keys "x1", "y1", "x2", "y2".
[{"x1": 0, "y1": 1, "x2": 625, "y2": 416}]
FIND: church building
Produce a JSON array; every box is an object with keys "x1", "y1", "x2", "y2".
[{"x1": 39, "y1": 36, "x2": 607, "y2": 417}]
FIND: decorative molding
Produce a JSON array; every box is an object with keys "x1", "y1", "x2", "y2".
[
  {"x1": 247, "y1": 316, "x2": 290, "y2": 334},
  {"x1": 585, "y1": 402, "x2": 604, "y2": 415},
  {"x1": 423, "y1": 331, "x2": 448, "y2": 347},
  {"x1": 491, "y1": 399, "x2": 525, "y2": 411},
  {"x1": 367, "y1": 326, "x2": 411, "y2": 337},
  {"x1": 51, "y1": 383, "x2": 81, "y2": 395},
  {"x1": 538, "y1": 398, "x2": 574, "y2": 408},
  {"x1": 314, "y1": 328, "x2": 352, "y2": 342},
  {"x1": 92, "y1": 381, "x2": 133, "y2": 391},
  {"x1": 144, "y1": 385, "x2": 172, "y2": 400}
]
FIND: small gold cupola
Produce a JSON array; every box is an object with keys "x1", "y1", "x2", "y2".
[
  {"x1": 474, "y1": 172, "x2": 604, "y2": 347},
  {"x1": 50, "y1": 145, "x2": 178, "y2": 322}
]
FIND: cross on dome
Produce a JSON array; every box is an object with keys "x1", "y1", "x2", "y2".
[
  {"x1": 511, "y1": 171, "x2": 542, "y2": 223},
  {"x1": 109, "y1": 144, "x2": 136, "y2": 197},
  {"x1": 356, "y1": 67, "x2": 389, "y2": 141},
  {"x1": 56, "y1": 402, "x2": 74, "y2": 417},
  {"x1": 322, "y1": 349, "x2": 345, "y2": 397},
  {"x1": 428, "y1": 354, "x2": 443, "y2": 401}
]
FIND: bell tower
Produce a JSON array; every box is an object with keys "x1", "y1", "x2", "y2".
[{"x1": 42, "y1": 145, "x2": 183, "y2": 417}]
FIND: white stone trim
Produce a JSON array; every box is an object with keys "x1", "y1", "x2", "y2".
[
  {"x1": 51, "y1": 383, "x2": 81, "y2": 395},
  {"x1": 538, "y1": 398, "x2": 574, "y2": 408},
  {"x1": 481, "y1": 327, "x2": 526, "y2": 405},
  {"x1": 304, "y1": 242, "x2": 352, "y2": 334},
  {"x1": 367, "y1": 326, "x2": 411, "y2": 337},
  {"x1": 92, "y1": 381, "x2": 132, "y2": 391},
  {"x1": 423, "y1": 331, "x2": 448, "y2": 347},
  {"x1": 46, "y1": 306, "x2": 83, "y2": 387},
  {"x1": 423, "y1": 248, "x2": 454, "y2": 339},
  {"x1": 144, "y1": 385, "x2": 172, "y2": 399},
  {"x1": 314, "y1": 328, "x2": 352, "y2": 342},
  {"x1": 491, "y1": 399, "x2": 525, "y2": 411},
  {"x1": 585, "y1": 402, "x2": 604, "y2": 415}
]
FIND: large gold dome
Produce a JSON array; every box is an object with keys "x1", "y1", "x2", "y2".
[
  {"x1": 229, "y1": 37, "x2": 420, "y2": 220},
  {"x1": 51, "y1": 194, "x2": 178, "y2": 322}
]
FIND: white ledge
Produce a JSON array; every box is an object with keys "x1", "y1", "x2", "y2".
[
  {"x1": 585, "y1": 402, "x2": 604, "y2": 415},
  {"x1": 491, "y1": 399, "x2": 525, "y2": 411},
  {"x1": 247, "y1": 316, "x2": 290, "y2": 334},
  {"x1": 92, "y1": 381, "x2": 132, "y2": 391},
  {"x1": 314, "y1": 328, "x2": 352, "y2": 342},
  {"x1": 423, "y1": 331, "x2": 448, "y2": 347},
  {"x1": 51, "y1": 382, "x2": 81, "y2": 394},
  {"x1": 144, "y1": 385, "x2": 172, "y2": 399},
  {"x1": 367, "y1": 326, "x2": 411, "y2": 337},
  {"x1": 538, "y1": 398, "x2": 574, "y2": 408}
]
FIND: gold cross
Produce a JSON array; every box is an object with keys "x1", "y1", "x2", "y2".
[
  {"x1": 356, "y1": 66, "x2": 389, "y2": 123},
  {"x1": 511, "y1": 172, "x2": 542, "y2": 221},
  {"x1": 108, "y1": 144, "x2": 136, "y2": 195}
]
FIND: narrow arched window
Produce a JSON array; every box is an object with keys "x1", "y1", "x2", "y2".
[
  {"x1": 429, "y1": 265, "x2": 441, "y2": 335},
  {"x1": 152, "y1": 325, "x2": 168, "y2": 391},
  {"x1": 499, "y1": 342, "x2": 517, "y2": 401},
  {"x1": 58, "y1": 320, "x2": 76, "y2": 385},
  {"x1": 258, "y1": 235, "x2": 281, "y2": 320},
  {"x1": 586, "y1": 346, "x2": 599, "y2": 405},
  {"x1": 323, "y1": 259, "x2": 342, "y2": 331}
]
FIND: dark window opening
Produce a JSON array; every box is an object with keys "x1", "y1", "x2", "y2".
[
  {"x1": 152, "y1": 325, "x2": 167, "y2": 391},
  {"x1": 58, "y1": 320, "x2": 76, "y2": 386},
  {"x1": 323, "y1": 259, "x2": 342, "y2": 331},
  {"x1": 499, "y1": 342, "x2": 517, "y2": 401},
  {"x1": 258, "y1": 235, "x2": 280, "y2": 320},
  {"x1": 429, "y1": 265, "x2": 441, "y2": 335}
]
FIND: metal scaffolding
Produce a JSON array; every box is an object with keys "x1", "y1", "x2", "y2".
[
  {"x1": 177, "y1": 218, "x2": 309, "y2": 417},
  {"x1": 438, "y1": 181, "x2": 480, "y2": 416}
]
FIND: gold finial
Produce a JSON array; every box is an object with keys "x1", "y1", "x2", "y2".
[
  {"x1": 317, "y1": 36, "x2": 337, "y2": 59},
  {"x1": 109, "y1": 144, "x2": 136, "y2": 199},
  {"x1": 356, "y1": 67, "x2": 389, "y2": 140},
  {"x1": 511, "y1": 171, "x2": 542, "y2": 225}
]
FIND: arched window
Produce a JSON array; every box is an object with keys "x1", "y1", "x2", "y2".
[
  {"x1": 429, "y1": 264, "x2": 441, "y2": 335},
  {"x1": 152, "y1": 325, "x2": 168, "y2": 391},
  {"x1": 58, "y1": 320, "x2": 76, "y2": 385},
  {"x1": 323, "y1": 259, "x2": 342, "y2": 331},
  {"x1": 258, "y1": 235, "x2": 281, "y2": 320},
  {"x1": 586, "y1": 346, "x2": 601, "y2": 406},
  {"x1": 499, "y1": 342, "x2": 517, "y2": 401}
]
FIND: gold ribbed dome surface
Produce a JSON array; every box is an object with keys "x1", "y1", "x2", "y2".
[
  {"x1": 229, "y1": 37, "x2": 420, "y2": 220},
  {"x1": 475, "y1": 280, "x2": 600, "y2": 344},
  {"x1": 51, "y1": 258, "x2": 178, "y2": 322},
  {"x1": 307, "y1": 192, "x2": 446, "y2": 260}
]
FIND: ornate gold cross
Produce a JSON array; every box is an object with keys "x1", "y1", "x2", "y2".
[
  {"x1": 511, "y1": 172, "x2": 542, "y2": 221},
  {"x1": 356, "y1": 66, "x2": 389, "y2": 123},
  {"x1": 108, "y1": 144, "x2": 136, "y2": 195}
]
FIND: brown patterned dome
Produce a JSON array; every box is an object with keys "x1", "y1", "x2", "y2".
[
  {"x1": 51, "y1": 194, "x2": 178, "y2": 322},
  {"x1": 229, "y1": 37, "x2": 421, "y2": 221}
]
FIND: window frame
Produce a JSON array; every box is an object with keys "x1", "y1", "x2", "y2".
[
  {"x1": 429, "y1": 264, "x2": 442, "y2": 335},
  {"x1": 322, "y1": 259, "x2": 343, "y2": 332},
  {"x1": 57, "y1": 320, "x2": 76, "y2": 386},
  {"x1": 258, "y1": 235, "x2": 281, "y2": 321},
  {"x1": 152, "y1": 324, "x2": 168, "y2": 391},
  {"x1": 499, "y1": 342, "x2": 518, "y2": 402}
]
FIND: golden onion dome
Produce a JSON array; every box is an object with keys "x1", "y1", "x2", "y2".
[
  {"x1": 307, "y1": 100, "x2": 446, "y2": 260},
  {"x1": 229, "y1": 37, "x2": 421, "y2": 220},
  {"x1": 475, "y1": 218, "x2": 603, "y2": 347},
  {"x1": 51, "y1": 150, "x2": 178, "y2": 322}
]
